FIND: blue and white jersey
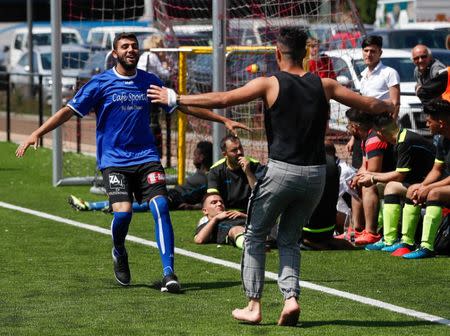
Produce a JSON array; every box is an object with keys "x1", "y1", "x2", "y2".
[{"x1": 68, "y1": 67, "x2": 171, "y2": 170}]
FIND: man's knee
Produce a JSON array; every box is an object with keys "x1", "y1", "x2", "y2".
[
  {"x1": 384, "y1": 181, "x2": 406, "y2": 195},
  {"x1": 112, "y1": 201, "x2": 133, "y2": 213},
  {"x1": 427, "y1": 187, "x2": 450, "y2": 202},
  {"x1": 362, "y1": 185, "x2": 378, "y2": 197}
]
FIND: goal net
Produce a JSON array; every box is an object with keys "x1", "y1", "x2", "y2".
[
  {"x1": 153, "y1": 0, "x2": 366, "y2": 165},
  {"x1": 58, "y1": 0, "x2": 365, "y2": 185}
]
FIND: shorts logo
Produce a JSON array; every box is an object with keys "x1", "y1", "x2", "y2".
[
  {"x1": 147, "y1": 171, "x2": 166, "y2": 185},
  {"x1": 109, "y1": 173, "x2": 124, "y2": 189}
]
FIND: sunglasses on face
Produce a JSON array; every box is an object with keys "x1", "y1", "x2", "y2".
[{"x1": 413, "y1": 54, "x2": 428, "y2": 61}]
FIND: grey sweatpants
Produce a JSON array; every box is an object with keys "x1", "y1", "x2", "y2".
[{"x1": 242, "y1": 159, "x2": 326, "y2": 299}]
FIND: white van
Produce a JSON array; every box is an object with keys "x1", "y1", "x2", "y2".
[
  {"x1": 86, "y1": 26, "x2": 160, "y2": 50},
  {"x1": 8, "y1": 26, "x2": 83, "y2": 70}
]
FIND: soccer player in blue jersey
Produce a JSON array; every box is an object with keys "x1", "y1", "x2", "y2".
[{"x1": 16, "y1": 33, "x2": 249, "y2": 293}]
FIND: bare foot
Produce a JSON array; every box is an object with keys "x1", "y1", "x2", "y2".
[
  {"x1": 232, "y1": 300, "x2": 262, "y2": 324},
  {"x1": 277, "y1": 298, "x2": 300, "y2": 326}
]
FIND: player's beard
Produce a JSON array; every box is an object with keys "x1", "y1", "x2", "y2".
[{"x1": 117, "y1": 53, "x2": 138, "y2": 71}]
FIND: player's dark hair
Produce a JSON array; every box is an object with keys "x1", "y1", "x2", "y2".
[
  {"x1": 113, "y1": 33, "x2": 139, "y2": 50},
  {"x1": 423, "y1": 97, "x2": 450, "y2": 119},
  {"x1": 220, "y1": 134, "x2": 241, "y2": 152},
  {"x1": 277, "y1": 26, "x2": 308, "y2": 63},
  {"x1": 196, "y1": 141, "x2": 213, "y2": 169},
  {"x1": 372, "y1": 113, "x2": 396, "y2": 130},
  {"x1": 345, "y1": 108, "x2": 374, "y2": 128},
  {"x1": 361, "y1": 35, "x2": 383, "y2": 49}
]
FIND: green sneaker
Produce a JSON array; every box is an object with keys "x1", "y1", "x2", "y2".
[{"x1": 68, "y1": 195, "x2": 90, "y2": 211}]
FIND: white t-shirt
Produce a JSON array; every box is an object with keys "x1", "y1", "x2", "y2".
[
  {"x1": 360, "y1": 61, "x2": 400, "y2": 100},
  {"x1": 137, "y1": 51, "x2": 170, "y2": 80}
]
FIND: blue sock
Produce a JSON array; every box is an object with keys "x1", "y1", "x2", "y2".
[
  {"x1": 111, "y1": 212, "x2": 132, "y2": 256},
  {"x1": 89, "y1": 200, "x2": 110, "y2": 211},
  {"x1": 132, "y1": 201, "x2": 149, "y2": 212},
  {"x1": 149, "y1": 196, "x2": 175, "y2": 276}
]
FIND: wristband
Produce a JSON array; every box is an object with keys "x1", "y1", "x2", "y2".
[{"x1": 167, "y1": 88, "x2": 178, "y2": 107}]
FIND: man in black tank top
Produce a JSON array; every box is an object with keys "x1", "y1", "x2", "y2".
[{"x1": 148, "y1": 27, "x2": 394, "y2": 327}]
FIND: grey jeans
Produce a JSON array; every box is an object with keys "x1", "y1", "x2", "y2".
[{"x1": 242, "y1": 159, "x2": 326, "y2": 299}]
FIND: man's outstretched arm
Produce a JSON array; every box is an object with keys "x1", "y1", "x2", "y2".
[
  {"x1": 322, "y1": 78, "x2": 395, "y2": 115},
  {"x1": 148, "y1": 76, "x2": 274, "y2": 109},
  {"x1": 16, "y1": 106, "x2": 75, "y2": 157}
]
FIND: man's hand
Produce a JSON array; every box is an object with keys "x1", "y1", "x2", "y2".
[
  {"x1": 214, "y1": 210, "x2": 246, "y2": 221},
  {"x1": 224, "y1": 119, "x2": 251, "y2": 135},
  {"x1": 356, "y1": 173, "x2": 374, "y2": 187},
  {"x1": 148, "y1": 85, "x2": 169, "y2": 105},
  {"x1": 238, "y1": 156, "x2": 251, "y2": 174},
  {"x1": 16, "y1": 133, "x2": 39, "y2": 157},
  {"x1": 350, "y1": 175, "x2": 361, "y2": 189},
  {"x1": 413, "y1": 185, "x2": 432, "y2": 205}
]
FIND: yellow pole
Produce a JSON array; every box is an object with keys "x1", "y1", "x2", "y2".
[{"x1": 177, "y1": 51, "x2": 187, "y2": 185}]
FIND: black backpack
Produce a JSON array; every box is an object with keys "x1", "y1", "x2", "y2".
[{"x1": 435, "y1": 215, "x2": 450, "y2": 255}]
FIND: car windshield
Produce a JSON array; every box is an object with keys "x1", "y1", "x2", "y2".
[
  {"x1": 353, "y1": 58, "x2": 416, "y2": 82},
  {"x1": 41, "y1": 52, "x2": 89, "y2": 70},
  {"x1": 31, "y1": 33, "x2": 80, "y2": 46}
]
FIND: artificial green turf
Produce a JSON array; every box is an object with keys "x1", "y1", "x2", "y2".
[{"x1": 1, "y1": 141, "x2": 450, "y2": 335}]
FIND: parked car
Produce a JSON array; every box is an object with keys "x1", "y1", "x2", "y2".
[
  {"x1": 371, "y1": 28, "x2": 448, "y2": 50},
  {"x1": 324, "y1": 48, "x2": 427, "y2": 135},
  {"x1": 10, "y1": 45, "x2": 89, "y2": 104},
  {"x1": 7, "y1": 26, "x2": 83, "y2": 70},
  {"x1": 86, "y1": 26, "x2": 160, "y2": 50}
]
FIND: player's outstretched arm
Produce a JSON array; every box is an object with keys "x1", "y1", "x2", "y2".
[
  {"x1": 148, "y1": 77, "x2": 272, "y2": 109},
  {"x1": 322, "y1": 78, "x2": 395, "y2": 115},
  {"x1": 16, "y1": 106, "x2": 75, "y2": 157}
]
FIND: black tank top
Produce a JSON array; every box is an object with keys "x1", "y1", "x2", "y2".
[{"x1": 264, "y1": 71, "x2": 329, "y2": 165}]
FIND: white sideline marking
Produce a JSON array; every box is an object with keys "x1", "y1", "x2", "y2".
[{"x1": 1, "y1": 200, "x2": 449, "y2": 327}]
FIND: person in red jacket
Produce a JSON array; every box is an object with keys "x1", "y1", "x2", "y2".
[{"x1": 307, "y1": 37, "x2": 336, "y2": 79}]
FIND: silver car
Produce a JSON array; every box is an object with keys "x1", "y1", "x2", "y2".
[{"x1": 10, "y1": 45, "x2": 89, "y2": 104}]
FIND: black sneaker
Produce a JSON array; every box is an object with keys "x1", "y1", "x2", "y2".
[
  {"x1": 161, "y1": 273, "x2": 180, "y2": 293},
  {"x1": 112, "y1": 248, "x2": 131, "y2": 286}
]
